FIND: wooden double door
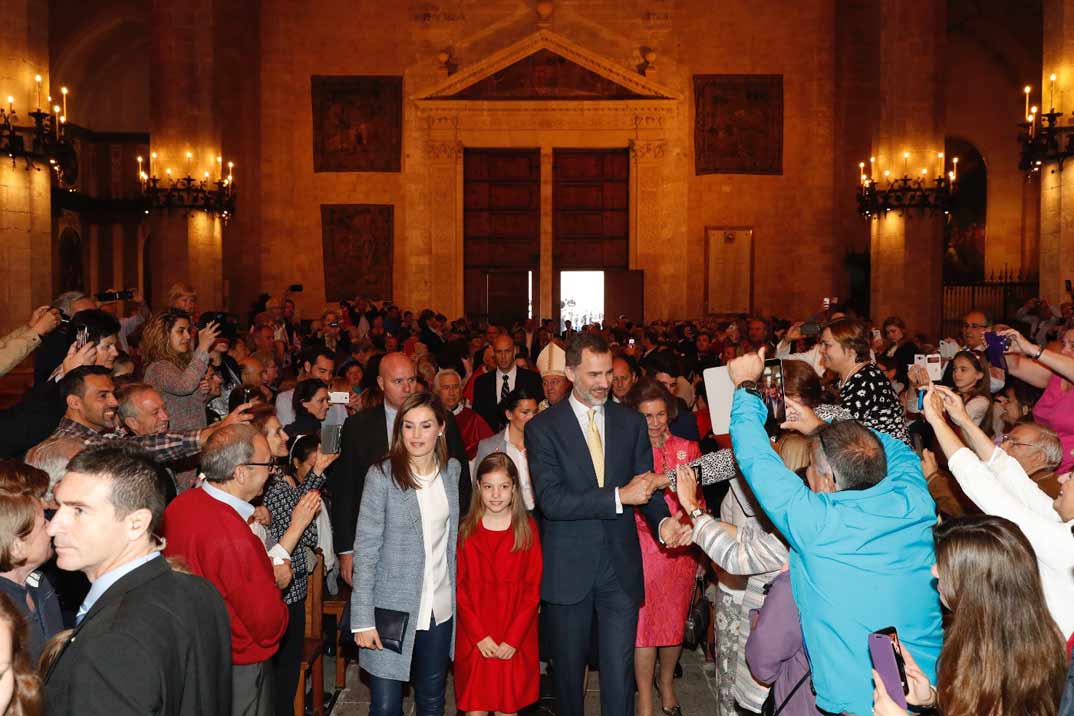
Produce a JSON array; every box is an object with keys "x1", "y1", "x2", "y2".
[{"x1": 463, "y1": 147, "x2": 643, "y2": 327}]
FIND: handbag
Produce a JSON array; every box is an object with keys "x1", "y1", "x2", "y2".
[
  {"x1": 682, "y1": 575, "x2": 711, "y2": 652},
  {"x1": 760, "y1": 672, "x2": 810, "y2": 716},
  {"x1": 374, "y1": 607, "x2": 410, "y2": 654}
]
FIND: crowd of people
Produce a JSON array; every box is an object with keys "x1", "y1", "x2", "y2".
[{"x1": 0, "y1": 282, "x2": 1071, "y2": 716}]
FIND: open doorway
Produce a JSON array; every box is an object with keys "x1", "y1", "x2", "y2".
[{"x1": 560, "y1": 270, "x2": 604, "y2": 333}]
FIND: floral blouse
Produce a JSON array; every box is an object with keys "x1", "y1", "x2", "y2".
[{"x1": 263, "y1": 466, "x2": 328, "y2": 605}]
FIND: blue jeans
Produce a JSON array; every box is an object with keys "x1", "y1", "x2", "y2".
[{"x1": 369, "y1": 616, "x2": 453, "y2": 716}]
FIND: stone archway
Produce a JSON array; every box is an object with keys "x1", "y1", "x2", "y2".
[{"x1": 402, "y1": 30, "x2": 687, "y2": 320}]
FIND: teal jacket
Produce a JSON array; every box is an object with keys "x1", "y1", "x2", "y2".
[{"x1": 730, "y1": 391, "x2": 942, "y2": 716}]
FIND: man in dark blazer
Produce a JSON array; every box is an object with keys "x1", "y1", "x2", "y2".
[
  {"x1": 44, "y1": 445, "x2": 232, "y2": 715},
  {"x1": 473, "y1": 334, "x2": 544, "y2": 431},
  {"x1": 526, "y1": 334, "x2": 692, "y2": 716},
  {"x1": 330, "y1": 352, "x2": 471, "y2": 586}
]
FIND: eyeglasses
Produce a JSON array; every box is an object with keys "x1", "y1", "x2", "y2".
[
  {"x1": 1000, "y1": 434, "x2": 1038, "y2": 450},
  {"x1": 241, "y1": 461, "x2": 275, "y2": 468},
  {"x1": 962, "y1": 323, "x2": 988, "y2": 329}
]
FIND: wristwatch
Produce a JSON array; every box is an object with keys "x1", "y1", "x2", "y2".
[
  {"x1": 688, "y1": 507, "x2": 705, "y2": 520},
  {"x1": 737, "y1": 380, "x2": 763, "y2": 401}
]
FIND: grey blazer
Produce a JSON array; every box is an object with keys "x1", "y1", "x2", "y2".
[
  {"x1": 350, "y1": 458, "x2": 461, "y2": 681},
  {"x1": 472, "y1": 430, "x2": 509, "y2": 471}
]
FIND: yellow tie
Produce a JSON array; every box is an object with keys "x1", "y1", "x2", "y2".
[{"x1": 587, "y1": 408, "x2": 605, "y2": 487}]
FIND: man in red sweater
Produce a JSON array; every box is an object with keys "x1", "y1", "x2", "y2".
[{"x1": 164, "y1": 423, "x2": 288, "y2": 716}]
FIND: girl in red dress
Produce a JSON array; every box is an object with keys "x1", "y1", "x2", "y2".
[{"x1": 455, "y1": 452, "x2": 543, "y2": 716}]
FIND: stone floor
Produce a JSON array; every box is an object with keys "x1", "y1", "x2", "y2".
[{"x1": 321, "y1": 646, "x2": 721, "y2": 715}]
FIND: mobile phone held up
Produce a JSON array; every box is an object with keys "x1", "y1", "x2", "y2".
[
  {"x1": 984, "y1": 331, "x2": 1010, "y2": 372},
  {"x1": 869, "y1": 627, "x2": 909, "y2": 709},
  {"x1": 328, "y1": 391, "x2": 350, "y2": 405},
  {"x1": 761, "y1": 358, "x2": 786, "y2": 423}
]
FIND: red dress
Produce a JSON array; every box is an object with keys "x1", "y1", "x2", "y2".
[
  {"x1": 635, "y1": 434, "x2": 703, "y2": 647},
  {"x1": 455, "y1": 517, "x2": 543, "y2": 712}
]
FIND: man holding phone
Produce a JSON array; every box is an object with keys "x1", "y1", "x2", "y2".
[{"x1": 723, "y1": 350, "x2": 942, "y2": 715}]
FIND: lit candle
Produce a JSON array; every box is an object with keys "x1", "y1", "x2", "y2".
[
  {"x1": 936, "y1": 152, "x2": 944, "y2": 179},
  {"x1": 883, "y1": 169, "x2": 890, "y2": 179},
  {"x1": 216, "y1": 155, "x2": 222, "y2": 181},
  {"x1": 859, "y1": 162, "x2": 866, "y2": 187},
  {"x1": 903, "y1": 151, "x2": 910, "y2": 175},
  {"x1": 227, "y1": 161, "x2": 233, "y2": 183},
  {"x1": 150, "y1": 151, "x2": 157, "y2": 177},
  {"x1": 185, "y1": 151, "x2": 192, "y2": 176},
  {"x1": 53, "y1": 104, "x2": 60, "y2": 135},
  {"x1": 1025, "y1": 85, "x2": 1031, "y2": 119},
  {"x1": 34, "y1": 75, "x2": 41, "y2": 110},
  {"x1": 5, "y1": 96, "x2": 12, "y2": 113},
  {"x1": 165, "y1": 167, "x2": 173, "y2": 181},
  {"x1": 869, "y1": 156, "x2": 875, "y2": 181},
  {"x1": 952, "y1": 157, "x2": 958, "y2": 182},
  {"x1": 1050, "y1": 73, "x2": 1057, "y2": 111},
  {"x1": 137, "y1": 155, "x2": 143, "y2": 179},
  {"x1": 60, "y1": 87, "x2": 68, "y2": 120}
]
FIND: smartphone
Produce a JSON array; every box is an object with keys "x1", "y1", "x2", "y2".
[
  {"x1": 628, "y1": 338, "x2": 636, "y2": 346},
  {"x1": 320, "y1": 423, "x2": 343, "y2": 454},
  {"x1": 916, "y1": 388, "x2": 927, "y2": 412},
  {"x1": 761, "y1": 358, "x2": 786, "y2": 423},
  {"x1": 74, "y1": 326, "x2": 90, "y2": 351},
  {"x1": 924, "y1": 353, "x2": 943, "y2": 382},
  {"x1": 328, "y1": 391, "x2": 350, "y2": 405},
  {"x1": 984, "y1": 331, "x2": 1010, "y2": 371},
  {"x1": 823, "y1": 297, "x2": 831, "y2": 311},
  {"x1": 872, "y1": 328, "x2": 882, "y2": 341},
  {"x1": 869, "y1": 628, "x2": 909, "y2": 709},
  {"x1": 703, "y1": 366, "x2": 735, "y2": 436}
]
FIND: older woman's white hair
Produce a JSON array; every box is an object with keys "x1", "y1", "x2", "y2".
[{"x1": 23, "y1": 438, "x2": 84, "y2": 501}]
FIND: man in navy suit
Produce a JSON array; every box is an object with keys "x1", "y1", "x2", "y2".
[
  {"x1": 526, "y1": 333, "x2": 691, "y2": 716},
  {"x1": 472, "y1": 333, "x2": 544, "y2": 431}
]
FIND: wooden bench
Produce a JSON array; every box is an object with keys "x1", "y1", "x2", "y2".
[{"x1": 295, "y1": 552, "x2": 325, "y2": 716}]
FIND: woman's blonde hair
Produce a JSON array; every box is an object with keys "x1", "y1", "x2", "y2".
[
  {"x1": 141, "y1": 310, "x2": 193, "y2": 368},
  {"x1": 776, "y1": 433, "x2": 812, "y2": 472},
  {"x1": 459, "y1": 452, "x2": 534, "y2": 552}
]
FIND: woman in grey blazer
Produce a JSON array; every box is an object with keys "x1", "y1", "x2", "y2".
[
  {"x1": 472, "y1": 387, "x2": 539, "y2": 510},
  {"x1": 351, "y1": 391, "x2": 461, "y2": 716}
]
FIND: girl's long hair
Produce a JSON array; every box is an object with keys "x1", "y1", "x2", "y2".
[
  {"x1": 385, "y1": 391, "x2": 449, "y2": 491},
  {"x1": 459, "y1": 452, "x2": 533, "y2": 552},
  {"x1": 0, "y1": 593, "x2": 42, "y2": 715},
  {"x1": 950, "y1": 350, "x2": 994, "y2": 437},
  {"x1": 141, "y1": 310, "x2": 193, "y2": 368},
  {"x1": 934, "y1": 515, "x2": 1066, "y2": 716}
]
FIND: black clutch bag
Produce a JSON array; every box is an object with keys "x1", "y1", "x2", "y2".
[{"x1": 374, "y1": 607, "x2": 410, "y2": 654}]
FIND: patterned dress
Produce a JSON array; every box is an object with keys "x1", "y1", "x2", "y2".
[
  {"x1": 635, "y1": 433, "x2": 703, "y2": 647},
  {"x1": 263, "y1": 466, "x2": 327, "y2": 604}
]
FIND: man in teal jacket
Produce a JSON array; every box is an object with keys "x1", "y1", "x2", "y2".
[{"x1": 727, "y1": 350, "x2": 942, "y2": 715}]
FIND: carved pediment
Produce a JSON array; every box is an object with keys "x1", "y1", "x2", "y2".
[{"x1": 415, "y1": 30, "x2": 675, "y2": 103}]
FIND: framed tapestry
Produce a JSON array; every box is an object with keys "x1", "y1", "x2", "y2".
[
  {"x1": 311, "y1": 76, "x2": 403, "y2": 173},
  {"x1": 693, "y1": 74, "x2": 783, "y2": 175},
  {"x1": 320, "y1": 204, "x2": 394, "y2": 302}
]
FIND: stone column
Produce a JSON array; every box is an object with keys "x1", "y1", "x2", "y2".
[
  {"x1": 425, "y1": 140, "x2": 463, "y2": 316},
  {"x1": 869, "y1": 0, "x2": 946, "y2": 334},
  {"x1": 0, "y1": 1, "x2": 52, "y2": 332},
  {"x1": 146, "y1": 0, "x2": 223, "y2": 310},
  {"x1": 1040, "y1": 0, "x2": 1074, "y2": 301},
  {"x1": 630, "y1": 139, "x2": 668, "y2": 319},
  {"x1": 540, "y1": 147, "x2": 554, "y2": 320}
]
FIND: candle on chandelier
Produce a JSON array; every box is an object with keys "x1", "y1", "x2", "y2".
[
  {"x1": 859, "y1": 162, "x2": 866, "y2": 187},
  {"x1": 1050, "y1": 73, "x2": 1057, "y2": 111},
  {"x1": 150, "y1": 151, "x2": 157, "y2": 177},
  {"x1": 952, "y1": 157, "x2": 959, "y2": 182},
  {"x1": 5, "y1": 96, "x2": 12, "y2": 113},
  {"x1": 60, "y1": 87, "x2": 68, "y2": 121},
  {"x1": 216, "y1": 155, "x2": 222, "y2": 182},
  {"x1": 902, "y1": 151, "x2": 910, "y2": 175},
  {"x1": 936, "y1": 152, "x2": 944, "y2": 179},
  {"x1": 1025, "y1": 85, "x2": 1031, "y2": 119},
  {"x1": 227, "y1": 161, "x2": 233, "y2": 183},
  {"x1": 869, "y1": 156, "x2": 875, "y2": 182},
  {"x1": 52, "y1": 104, "x2": 61, "y2": 136},
  {"x1": 185, "y1": 151, "x2": 193, "y2": 176},
  {"x1": 137, "y1": 155, "x2": 143, "y2": 181},
  {"x1": 34, "y1": 75, "x2": 41, "y2": 110}
]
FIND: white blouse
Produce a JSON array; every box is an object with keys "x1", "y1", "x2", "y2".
[
  {"x1": 414, "y1": 466, "x2": 453, "y2": 631},
  {"x1": 502, "y1": 428, "x2": 536, "y2": 511}
]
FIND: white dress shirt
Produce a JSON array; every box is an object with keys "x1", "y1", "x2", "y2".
[
  {"x1": 496, "y1": 366, "x2": 518, "y2": 394},
  {"x1": 501, "y1": 427, "x2": 535, "y2": 510},
  {"x1": 414, "y1": 466, "x2": 453, "y2": 630},
  {"x1": 567, "y1": 393, "x2": 621, "y2": 513}
]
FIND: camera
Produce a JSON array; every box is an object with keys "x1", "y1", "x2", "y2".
[
  {"x1": 197, "y1": 311, "x2": 240, "y2": 342},
  {"x1": 95, "y1": 289, "x2": 135, "y2": 303}
]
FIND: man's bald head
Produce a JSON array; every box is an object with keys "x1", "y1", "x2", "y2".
[
  {"x1": 378, "y1": 352, "x2": 418, "y2": 409},
  {"x1": 493, "y1": 334, "x2": 516, "y2": 372}
]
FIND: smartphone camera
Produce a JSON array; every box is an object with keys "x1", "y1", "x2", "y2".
[{"x1": 761, "y1": 359, "x2": 786, "y2": 423}]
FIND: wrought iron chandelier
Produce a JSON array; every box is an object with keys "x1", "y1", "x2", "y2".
[
  {"x1": 138, "y1": 151, "x2": 236, "y2": 218},
  {"x1": 1018, "y1": 77, "x2": 1073, "y2": 173},
  {"x1": 855, "y1": 152, "x2": 957, "y2": 218},
  {"x1": 1, "y1": 79, "x2": 78, "y2": 187}
]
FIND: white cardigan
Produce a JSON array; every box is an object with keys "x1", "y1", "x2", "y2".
[{"x1": 948, "y1": 446, "x2": 1074, "y2": 637}]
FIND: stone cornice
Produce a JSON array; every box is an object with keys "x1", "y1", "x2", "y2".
[{"x1": 412, "y1": 29, "x2": 678, "y2": 102}]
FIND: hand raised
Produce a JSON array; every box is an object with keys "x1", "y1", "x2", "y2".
[
  {"x1": 675, "y1": 464, "x2": 699, "y2": 513},
  {"x1": 780, "y1": 396, "x2": 823, "y2": 435},
  {"x1": 196, "y1": 321, "x2": 221, "y2": 354},
  {"x1": 314, "y1": 448, "x2": 340, "y2": 475},
  {"x1": 659, "y1": 519, "x2": 693, "y2": 548},
  {"x1": 292, "y1": 491, "x2": 322, "y2": 531},
  {"x1": 872, "y1": 669, "x2": 910, "y2": 716},
  {"x1": 28, "y1": 306, "x2": 61, "y2": 336},
  {"x1": 932, "y1": 384, "x2": 971, "y2": 426},
  {"x1": 728, "y1": 347, "x2": 765, "y2": 387}
]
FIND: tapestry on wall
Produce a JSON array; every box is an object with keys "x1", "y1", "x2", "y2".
[
  {"x1": 311, "y1": 76, "x2": 403, "y2": 173},
  {"x1": 320, "y1": 204, "x2": 394, "y2": 301},
  {"x1": 693, "y1": 74, "x2": 782, "y2": 175}
]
